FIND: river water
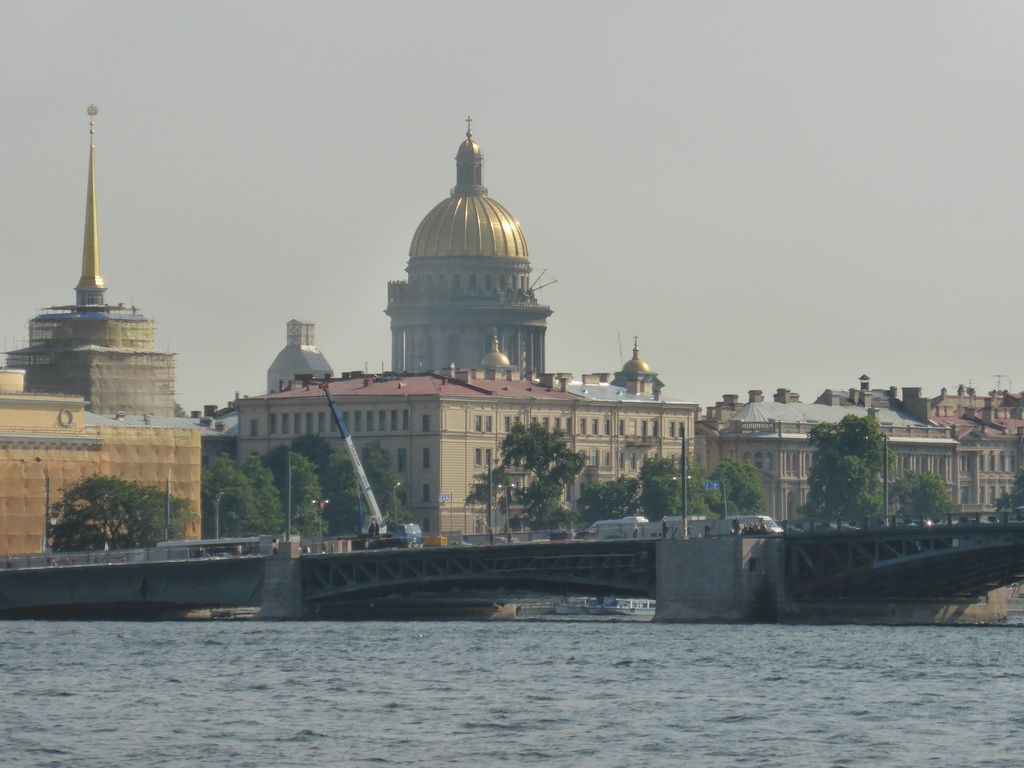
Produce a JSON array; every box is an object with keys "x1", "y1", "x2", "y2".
[{"x1": 1, "y1": 617, "x2": 1022, "y2": 768}]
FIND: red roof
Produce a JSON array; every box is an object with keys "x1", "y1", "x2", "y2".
[{"x1": 249, "y1": 372, "x2": 582, "y2": 402}]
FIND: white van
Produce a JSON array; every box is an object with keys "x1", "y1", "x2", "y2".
[
  {"x1": 709, "y1": 515, "x2": 783, "y2": 536},
  {"x1": 588, "y1": 516, "x2": 651, "y2": 540}
]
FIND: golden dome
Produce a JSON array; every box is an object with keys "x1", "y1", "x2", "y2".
[
  {"x1": 480, "y1": 332, "x2": 511, "y2": 368},
  {"x1": 622, "y1": 338, "x2": 651, "y2": 373},
  {"x1": 410, "y1": 195, "x2": 529, "y2": 259},
  {"x1": 409, "y1": 127, "x2": 529, "y2": 260}
]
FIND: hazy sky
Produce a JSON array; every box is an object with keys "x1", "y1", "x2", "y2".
[{"x1": 2, "y1": 2, "x2": 1022, "y2": 413}]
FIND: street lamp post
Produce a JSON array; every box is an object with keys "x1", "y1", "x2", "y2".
[
  {"x1": 214, "y1": 491, "x2": 225, "y2": 540},
  {"x1": 393, "y1": 482, "x2": 401, "y2": 518},
  {"x1": 22, "y1": 457, "x2": 50, "y2": 553}
]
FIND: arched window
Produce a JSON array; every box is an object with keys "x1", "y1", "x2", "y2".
[{"x1": 754, "y1": 452, "x2": 763, "y2": 469}]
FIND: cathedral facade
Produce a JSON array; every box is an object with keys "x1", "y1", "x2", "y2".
[{"x1": 385, "y1": 126, "x2": 551, "y2": 374}]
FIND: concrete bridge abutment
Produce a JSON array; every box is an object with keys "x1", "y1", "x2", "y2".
[{"x1": 654, "y1": 536, "x2": 1008, "y2": 625}]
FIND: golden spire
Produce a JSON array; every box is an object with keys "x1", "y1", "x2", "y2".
[{"x1": 76, "y1": 104, "x2": 106, "y2": 306}]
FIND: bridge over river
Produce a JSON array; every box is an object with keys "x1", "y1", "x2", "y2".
[{"x1": 1, "y1": 523, "x2": 1023, "y2": 623}]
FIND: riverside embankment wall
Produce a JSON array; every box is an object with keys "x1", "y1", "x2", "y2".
[{"x1": 654, "y1": 537, "x2": 1007, "y2": 625}]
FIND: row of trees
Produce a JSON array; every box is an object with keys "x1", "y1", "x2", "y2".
[
  {"x1": 803, "y1": 414, "x2": 957, "y2": 521},
  {"x1": 466, "y1": 422, "x2": 769, "y2": 529},
  {"x1": 200, "y1": 434, "x2": 404, "y2": 539},
  {"x1": 48, "y1": 434, "x2": 404, "y2": 551}
]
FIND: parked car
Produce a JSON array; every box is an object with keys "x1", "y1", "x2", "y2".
[{"x1": 390, "y1": 523, "x2": 423, "y2": 548}]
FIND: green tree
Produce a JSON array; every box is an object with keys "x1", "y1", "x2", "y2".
[
  {"x1": 709, "y1": 457, "x2": 768, "y2": 517},
  {"x1": 995, "y1": 469, "x2": 1024, "y2": 517},
  {"x1": 201, "y1": 454, "x2": 282, "y2": 538},
  {"x1": 578, "y1": 476, "x2": 641, "y2": 525},
  {"x1": 637, "y1": 457, "x2": 678, "y2": 520},
  {"x1": 261, "y1": 446, "x2": 323, "y2": 537},
  {"x1": 49, "y1": 474, "x2": 196, "y2": 551},
  {"x1": 311, "y1": 439, "x2": 403, "y2": 535},
  {"x1": 498, "y1": 422, "x2": 586, "y2": 529},
  {"x1": 891, "y1": 471, "x2": 956, "y2": 521},
  {"x1": 803, "y1": 414, "x2": 893, "y2": 521},
  {"x1": 241, "y1": 457, "x2": 285, "y2": 534}
]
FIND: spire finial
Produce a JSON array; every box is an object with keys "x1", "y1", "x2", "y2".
[
  {"x1": 465, "y1": 114, "x2": 473, "y2": 138},
  {"x1": 87, "y1": 104, "x2": 98, "y2": 143}
]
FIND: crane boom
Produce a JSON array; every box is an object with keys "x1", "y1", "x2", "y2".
[{"x1": 319, "y1": 382, "x2": 383, "y2": 532}]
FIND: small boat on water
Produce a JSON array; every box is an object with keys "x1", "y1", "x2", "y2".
[{"x1": 553, "y1": 596, "x2": 655, "y2": 617}]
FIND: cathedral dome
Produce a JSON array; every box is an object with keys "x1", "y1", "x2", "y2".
[
  {"x1": 409, "y1": 127, "x2": 529, "y2": 260},
  {"x1": 409, "y1": 195, "x2": 529, "y2": 259}
]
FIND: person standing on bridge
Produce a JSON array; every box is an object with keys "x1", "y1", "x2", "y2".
[{"x1": 633, "y1": 523, "x2": 639, "y2": 539}]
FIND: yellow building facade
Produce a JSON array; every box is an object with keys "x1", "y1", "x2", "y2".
[{"x1": 0, "y1": 369, "x2": 201, "y2": 555}]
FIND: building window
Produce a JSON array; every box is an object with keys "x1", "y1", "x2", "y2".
[
  {"x1": 669, "y1": 422, "x2": 676, "y2": 438},
  {"x1": 504, "y1": 416, "x2": 512, "y2": 432},
  {"x1": 630, "y1": 453, "x2": 637, "y2": 470},
  {"x1": 554, "y1": 418, "x2": 561, "y2": 431},
  {"x1": 422, "y1": 484, "x2": 430, "y2": 502},
  {"x1": 306, "y1": 413, "x2": 313, "y2": 433},
  {"x1": 367, "y1": 411, "x2": 374, "y2": 431},
  {"x1": 651, "y1": 421, "x2": 658, "y2": 437},
  {"x1": 269, "y1": 413, "x2": 278, "y2": 434},
  {"x1": 422, "y1": 447, "x2": 430, "y2": 468},
  {"x1": 591, "y1": 418, "x2": 599, "y2": 435},
  {"x1": 580, "y1": 419, "x2": 587, "y2": 435},
  {"x1": 475, "y1": 415, "x2": 483, "y2": 432},
  {"x1": 422, "y1": 414, "x2": 430, "y2": 432},
  {"x1": 397, "y1": 448, "x2": 407, "y2": 471},
  {"x1": 618, "y1": 451, "x2": 625, "y2": 469},
  {"x1": 475, "y1": 448, "x2": 483, "y2": 466},
  {"x1": 317, "y1": 412, "x2": 325, "y2": 433},
  {"x1": 354, "y1": 412, "x2": 362, "y2": 431},
  {"x1": 403, "y1": 410, "x2": 410, "y2": 430},
  {"x1": 340, "y1": 412, "x2": 349, "y2": 432},
  {"x1": 485, "y1": 416, "x2": 492, "y2": 432},
  {"x1": 604, "y1": 419, "x2": 611, "y2": 436},
  {"x1": 590, "y1": 449, "x2": 599, "y2": 466},
  {"x1": 629, "y1": 420, "x2": 637, "y2": 435},
  {"x1": 282, "y1": 413, "x2": 290, "y2": 434},
  {"x1": 619, "y1": 420, "x2": 625, "y2": 436},
  {"x1": 250, "y1": 419, "x2": 259, "y2": 437},
  {"x1": 604, "y1": 451, "x2": 611, "y2": 467},
  {"x1": 641, "y1": 421, "x2": 648, "y2": 438},
  {"x1": 543, "y1": 417, "x2": 550, "y2": 429},
  {"x1": 391, "y1": 410, "x2": 399, "y2": 431}
]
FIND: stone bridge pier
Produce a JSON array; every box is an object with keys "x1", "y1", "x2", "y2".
[{"x1": 654, "y1": 537, "x2": 1008, "y2": 625}]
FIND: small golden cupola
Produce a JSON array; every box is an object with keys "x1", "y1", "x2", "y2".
[
  {"x1": 622, "y1": 338, "x2": 651, "y2": 373},
  {"x1": 480, "y1": 329, "x2": 511, "y2": 369},
  {"x1": 612, "y1": 337, "x2": 664, "y2": 394}
]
